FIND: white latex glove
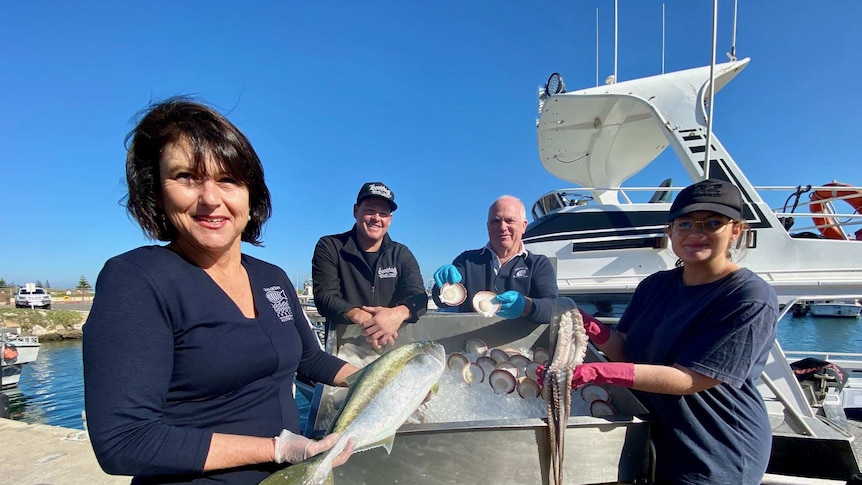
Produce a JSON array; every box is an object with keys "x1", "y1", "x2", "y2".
[{"x1": 273, "y1": 429, "x2": 353, "y2": 465}]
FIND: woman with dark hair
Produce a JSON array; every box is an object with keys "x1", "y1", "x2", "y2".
[
  {"x1": 83, "y1": 97, "x2": 356, "y2": 484},
  {"x1": 556, "y1": 179, "x2": 778, "y2": 484}
]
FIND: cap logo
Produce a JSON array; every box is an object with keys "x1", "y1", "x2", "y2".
[
  {"x1": 692, "y1": 182, "x2": 724, "y2": 198},
  {"x1": 367, "y1": 184, "x2": 392, "y2": 199}
]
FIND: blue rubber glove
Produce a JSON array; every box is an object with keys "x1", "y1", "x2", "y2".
[
  {"x1": 494, "y1": 291, "x2": 526, "y2": 319},
  {"x1": 433, "y1": 264, "x2": 462, "y2": 288}
]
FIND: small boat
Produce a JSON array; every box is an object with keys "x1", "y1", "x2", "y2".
[
  {"x1": 807, "y1": 300, "x2": 862, "y2": 318},
  {"x1": 1, "y1": 333, "x2": 40, "y2": 390}
]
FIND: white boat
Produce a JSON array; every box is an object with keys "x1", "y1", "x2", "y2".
[
  {"x1": 1, "y1": 334, "x2": 40, "y2": 390},
  {"x1": 526, "y1": 59, "x2": 862, "y2": 313},
  {"x1": 807, "y1": 301, "x2": 862, "y2": 318}
]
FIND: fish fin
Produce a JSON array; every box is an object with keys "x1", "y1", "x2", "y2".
[
  {"x1": 343, "y1": 367, "x2": 365, "y2": 388},
  {"x1": 357, "y1": 433, "x2": 397, "y2": 455},
  {"x1": 259, "y1": 455, "x2": 330, "y2": 485}
]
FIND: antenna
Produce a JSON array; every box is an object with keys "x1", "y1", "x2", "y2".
[
  {"x1": 661, "y1": 3, "x2": 666, "y2": 74},
  {"x1": 704, "y1": 0, "x2": 719, "y2": 178},
  {"x1": 727, "y1": 0, "x2": 738, "y2": 61},
  {"x1": 596, "y1": 8, "x2": 600, "y2": 87},
  {"x1": 614, "y1": 0, "x2": 618, "y2": 83}
]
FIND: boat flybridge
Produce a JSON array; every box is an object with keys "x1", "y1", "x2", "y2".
[
  {"x1": 523, "y1": 60, "x2": 862, "y2": 481},
  {"x1": 526, "y1": 58, "x2": 862, "y2": 315}
]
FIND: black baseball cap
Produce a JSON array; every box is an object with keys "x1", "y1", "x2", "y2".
[
  {"x1": 668, "y1": 178, "x2": 743, "y2": 221},
  {"x1": 356, "y1": 182, "x2": 397, "y2": 211}
]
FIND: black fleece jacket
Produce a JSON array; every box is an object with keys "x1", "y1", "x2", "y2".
[{"x1": 312, "y1": 226, "x2": 427, "y2": 325}]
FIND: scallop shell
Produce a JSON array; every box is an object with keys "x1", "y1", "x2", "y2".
[
  {"x1": 589, "y1": 400, "x2": 616, "y2": 417},
  {"x1": 494, "y1": 361, "x2": 519, "y2": 378},
  {"x1": 461, "y1": 362, "x2": 485, "y2": 386},
  {"x1": 439, "y1": 283, "x2": 467, "y2": 306},
  {"x1": 446, "y1": 352, "x2": 469, "y2": 373},
  {"x1": 472, "y1": 290, "x2": 501, "y2": 317},
  {"x1": 531, "y1": 347, "x2": 550, "y2": 364},
  {"x1": 508, "y1": 354, "x2": 531, "y2": 373},
  {"x1": 463, "y1": 337, "x2": 489, "y2": 357},
  {"x1": 489, "y1": 348, "x2": 510, "y2": 363},
  {"x1": 525, "y1": 361, "x2": 542, "y2": 381},
  {"x1": 476, "y1": 356, "x2": 497, "y2": 376},
  {"x1": 516, "y1": 377, "x2": 541, "y2": 399},
  {"x1": 580, "y1": 384, "x2": 611, "y2": 404},
  {"x1": 488, "y1": 369, "x2": 516, "y2": 394}
]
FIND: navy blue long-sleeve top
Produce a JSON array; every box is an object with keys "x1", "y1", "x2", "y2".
[{"x1": 83, "y1": 246, "x2": 346, "y2": 484}]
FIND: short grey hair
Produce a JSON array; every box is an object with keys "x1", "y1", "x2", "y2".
[{"x1": 489, "y1": 195, "x2": 527, "y2": 221}]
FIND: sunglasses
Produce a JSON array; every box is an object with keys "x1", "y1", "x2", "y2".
[{"x1": 670, "y1": 217, "x2": 734, "y2": 234}]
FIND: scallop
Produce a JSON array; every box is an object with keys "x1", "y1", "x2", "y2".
[
  {"x1": 531, "y1": 347, "x2": 550, "y2": 364},
  {"x1": 494, "y1": 361, "x2": 519, "y2": 378},
  {"x1": 516, "y1": 377, "x2": 541, "y2": 399},
  {"x1": 476, "y1": 356, "x2": 497, "y2": 376},
  {"x1": 489, "y1": 348, "x2": 510, "y2": 363},
  {"x1": 439, "y1": 283, "x2": 467, "y2": 306},
  {"x1": 463, "y1": 337, "x2": 489, "y2": 357},
  {"x1": 488, "y1": 369, "x2": 517, "y2": 394},
  {"x1": 508, "y1": 354, "x2": 531, "y2": 374},
  {"x1": 461, "y1": 362, "x2": 485, "y2": 386},
  {"x1": 472, "y1": 290, "x2": 501, "y2": 317},
  {"x1": 580, "y1": 384, "x2": 611, "y2": 404},
  {"x1": 525, "y1": 361, "x2": 542, "y2": 381},
  {"x1": 447, "y1": 352, "x2": 469, "y2": 373},
  {"x1": 590, "y1": 400, "x2": 616, "y2": 417}
]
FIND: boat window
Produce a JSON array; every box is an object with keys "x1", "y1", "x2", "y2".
[{"x1": 531, "y1": 193, "x2": 566, "y2": 220}]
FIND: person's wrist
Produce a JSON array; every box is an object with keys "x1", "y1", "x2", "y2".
[{"x1": 521, "y1": 297, "x2": 532, "y2": 317}]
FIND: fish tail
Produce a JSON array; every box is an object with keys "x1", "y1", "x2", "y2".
[{"x1": 258, "y1": 455, "x2": 333, "y2": 485}]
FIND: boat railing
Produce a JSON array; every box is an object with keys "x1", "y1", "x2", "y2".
[{"x1": 532, "y1": 184, "x2": 862, "y2": 239}]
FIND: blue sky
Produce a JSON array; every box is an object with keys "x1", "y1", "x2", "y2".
[{"x1": 2, "y1": 1, "x2": 860, "y2": 290}]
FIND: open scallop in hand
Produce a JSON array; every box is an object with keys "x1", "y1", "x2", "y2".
[{"x1": 472, "y1": 291, "x2": 501, "y2": 317}]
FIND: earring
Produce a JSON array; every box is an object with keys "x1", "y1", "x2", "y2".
[{"x1": 248, "y1": 214, "x2": 252, "y2": 221}]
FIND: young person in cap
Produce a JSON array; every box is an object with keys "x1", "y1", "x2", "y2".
[
  {"x1": 430, "y1": 195, "x2": 558, "y2": 323},
  {"x1": 543, "y1": 178, "x2": 778, "y2": 484},
  {"x1": 312, "y1": 182, "x2": 427, "y2": 350}
]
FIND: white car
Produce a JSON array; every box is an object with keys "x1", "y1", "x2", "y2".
[{"x1": 15, "y1": 286, "x2": 52, "y2": 309}]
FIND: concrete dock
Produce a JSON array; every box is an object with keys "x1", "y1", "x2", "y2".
[{"x1": 0, "y1": 418, "x2": 129, "y2": 484}]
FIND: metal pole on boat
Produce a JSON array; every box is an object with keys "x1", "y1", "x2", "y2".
[
  {"x1": 703, "y1": 0, "x2": 719, "y2": 178},
  {"x1": 661, "y1": 2, "x2": 664, "y2": 74},
  {"x1": 596, "y1": 7, "x2": 599, "y2": 87},
  {"x1": 728, "y1": 0, "x2": 738, "y2": 61},
  {"x1": 614, "y1": 0, "x2": 618, "y2": 83}
]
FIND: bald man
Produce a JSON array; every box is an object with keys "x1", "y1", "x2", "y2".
[{"x1": 431, "y1": 195, "x2": 558, "y2": 323}]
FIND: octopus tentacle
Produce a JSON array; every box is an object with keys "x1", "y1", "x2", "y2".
[{"x1": 545, "y1": 298, "x2": 588, "y2": 485}]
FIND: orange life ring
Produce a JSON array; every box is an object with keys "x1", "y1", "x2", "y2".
[
  {"x1": 3, "y1": 344, "x2": 18, "y2": 362},
  {"x1": 809, "y1": 181, "x2": 862, "y2": 240}
]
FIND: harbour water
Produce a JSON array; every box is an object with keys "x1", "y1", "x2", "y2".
[{"x1": 5, "y1": 313, "x2": 861, "y2": 431}]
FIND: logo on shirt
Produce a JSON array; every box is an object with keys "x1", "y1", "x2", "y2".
[
  {"x1": 264, "y1": 285, "x2": 294, "y2": 323},
  {"x1": 378, "y1": 266, "x2": 398, "y2": 279},
  {"x1": 514, "y1": 267, "x2": 529, "y2": 278}
]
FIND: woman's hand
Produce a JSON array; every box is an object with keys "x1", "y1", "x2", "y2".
[{"x1": 273, "y1": 430, "x2": 355, "y2": 465}]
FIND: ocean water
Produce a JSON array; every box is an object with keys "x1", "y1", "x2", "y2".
[{"x1": 5, "y1": 312, "x2": 861, "y2": 431}]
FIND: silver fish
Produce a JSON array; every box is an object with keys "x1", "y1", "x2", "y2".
[
  {"x1": 261, "y1": 341, "x2": 446, "y2": 485},
  {"x1": 545, "y1": 298, "x2": 588, "y2": 485}
]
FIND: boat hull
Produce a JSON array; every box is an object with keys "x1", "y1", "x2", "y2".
[
  {"x1": 808, "y1": 304, "x2": 862, "y2": 318},
  {"x1": 1, "y1": 336, "x2": 40, "y2": 389}
]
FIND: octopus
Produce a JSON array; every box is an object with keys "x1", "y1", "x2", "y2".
[{"x1": 544, "y1": 297, "x2": 588, "y2": 485}]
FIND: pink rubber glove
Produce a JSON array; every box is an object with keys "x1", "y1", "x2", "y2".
[
  {"x1": 571, "y1": 362, "x2": 635, "y2": 389},
  {"x1": 579, "y1": 308, "x2": 611, "y2": 345}
]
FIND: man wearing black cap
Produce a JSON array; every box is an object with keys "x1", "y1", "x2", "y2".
[{"x1": 312, "y1": 182, "x2": 427, "y2": 349}]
